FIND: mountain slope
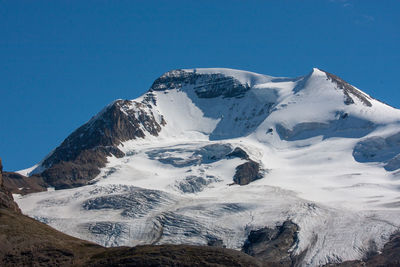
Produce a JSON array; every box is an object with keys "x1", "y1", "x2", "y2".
[{"x1": 14, "y1": 68, "x2": 400, "y2": 266}]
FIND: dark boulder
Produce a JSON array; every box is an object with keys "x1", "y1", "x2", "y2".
[{"x1": 233, "y1": 160, "x2": 262, "y2": 185}]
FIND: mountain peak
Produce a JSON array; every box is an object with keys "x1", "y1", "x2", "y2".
[
  {"x1": 25, "y1": 67, "x2": 394, "y2": 188},
  {"x1": 311, "y1": 67, "x2": 326, "y2": 76},
  {"x1": 295, "y1": 68, "x2": 373, "y2": 107}
]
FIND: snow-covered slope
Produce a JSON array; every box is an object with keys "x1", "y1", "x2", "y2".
[{"x1": 15, "y1": 68, "x2": 400, "y2": 266}]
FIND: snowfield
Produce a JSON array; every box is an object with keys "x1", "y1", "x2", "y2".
[{"x1": 15, "y1": 68, "x2": 400, "y2": 266}]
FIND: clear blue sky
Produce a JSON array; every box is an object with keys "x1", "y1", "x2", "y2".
[{"x1": 1, "y1": 0, "x2": 399, "y2": 171}]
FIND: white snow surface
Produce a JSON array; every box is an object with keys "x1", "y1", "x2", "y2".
[{"x1": 16, "y1": 68, "x2": 400, "y2": 266}]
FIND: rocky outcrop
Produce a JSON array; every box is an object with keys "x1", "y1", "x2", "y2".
[
  {"x1": 33, "y1": 99, "x2": 165, "y2": 189},
  {"x1": 233, "y1": 160, "x2": 263, "y2": 185},
  {"x1": 0, "y1": 159, "x2": 20, "y2": 212},
  {"x1": 242, "y1": 221, "x2": 299, "y2": 266},
  {"x1": 228, "y1": 146, "x2": 263, "y2": 186},
  {"x1": 3, "y1": 171, "x2": 47, "y2": 195},
  {"x1": 151, "y1": 69, "x2": 251, "y2": 98},
  {"x1": 193, "y1": 75, "x2": 250, "y2": 98},
  {"x1": 323, "y1": 70, "x2": 372, "y2": 107}
]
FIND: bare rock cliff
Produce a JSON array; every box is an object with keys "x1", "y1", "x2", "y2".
[{"x1": 0, "y1": 158, "x2": 20, "y2": 212}]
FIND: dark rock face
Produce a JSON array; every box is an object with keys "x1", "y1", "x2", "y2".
[
  {"x1": 151, "y1": 69, "x2": 198, "y2": 91},
  {"x1": 242, "y1": 221, "x2": 299, "y2": 266},
  {"x1": 36, "y1": 99, "x2": 165, "y2": 189},
  {"x1": 323, "y1": 70, "x2": 372, "y2": 107},
  {"x1": 0, "y1": 159, "x2": 21, "y2": 212},
  {"x1": 193, "y1": 75, "x2": 250, "y2": 98},
  {"x1": 233, "y1": 160, "x2": 263, "y2": 185},
  {"x1": 3, "y1": 171, "x2": 47, "y2": 195},
  {"x1": 151, "y1": 69, "x2": 251, "y2": 98}
]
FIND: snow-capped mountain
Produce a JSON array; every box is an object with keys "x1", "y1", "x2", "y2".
[{"x1": 15, "y1": 68, "x2": 400, "y2": 266}]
